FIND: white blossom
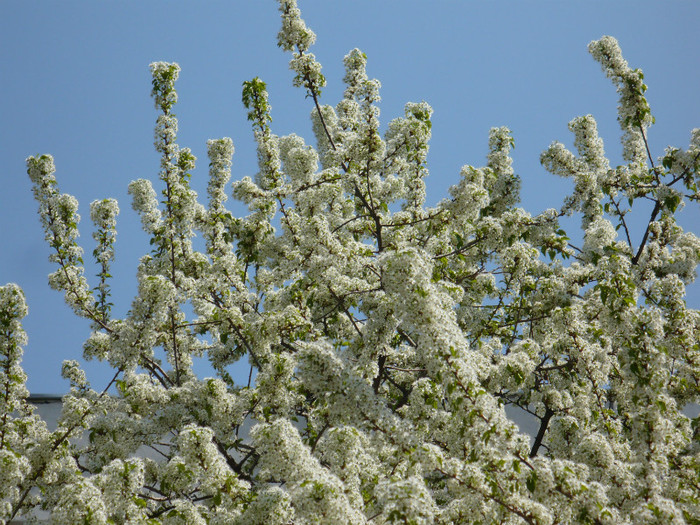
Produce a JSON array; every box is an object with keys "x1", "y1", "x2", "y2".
[
  {"x1": 3, "y1": 6, "x2": 699, "y2": 525},
  {"x1": 128, "y1": 178, "x2": 162, "y2": 233}
]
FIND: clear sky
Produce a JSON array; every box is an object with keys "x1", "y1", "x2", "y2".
[{"x1": 1, "y1": 1, "x2": 699, "y2": 394}]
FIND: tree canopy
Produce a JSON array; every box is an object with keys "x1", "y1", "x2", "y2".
[{"x1": 1, "y1": 1, "x2": 699, "y2": 523}]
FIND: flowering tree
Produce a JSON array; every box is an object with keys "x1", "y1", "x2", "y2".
[{"x1": 2, "y1": 1, "x2": 699, "y2": 523}]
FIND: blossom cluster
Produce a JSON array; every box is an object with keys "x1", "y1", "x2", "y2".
[{"x1": 2, "y1": 4, "x2": 699, "y2": 524}]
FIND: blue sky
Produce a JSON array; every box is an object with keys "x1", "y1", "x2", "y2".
[{"x1": 1, "y1": 1, "x2": 699, "y2": 394}]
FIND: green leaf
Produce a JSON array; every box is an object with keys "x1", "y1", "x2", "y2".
[{"x1": 526, "y1": 471, "x2": 537, "y2": 493}]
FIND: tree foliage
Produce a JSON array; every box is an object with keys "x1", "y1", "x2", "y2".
[{"x1": 2, "y1": 1, "x2": 700, "y2": 523}]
